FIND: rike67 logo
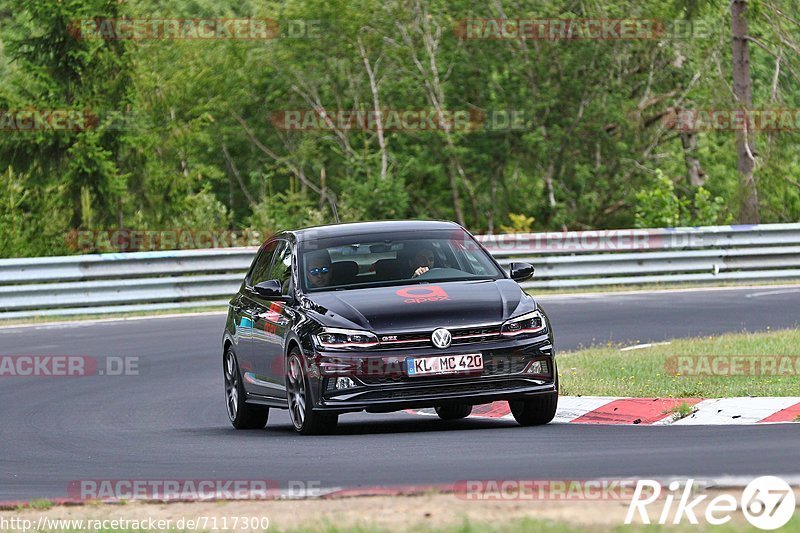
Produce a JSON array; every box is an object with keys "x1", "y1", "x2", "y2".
[{"x1": 626, "y1": 476, "x2": 796, "y2": 530}]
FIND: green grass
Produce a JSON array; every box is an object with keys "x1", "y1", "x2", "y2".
[
  {"x1": 14, "y1": 499, "x2": 53, "y2": 511},
  {"x1": 663, "y1": 401, "x2": 697, "y2": 421},
  {"x1": 262, "y1": 514, "x2": 800, "y2": 532},
  {"x1": 559, "y1": 329, "x2": 800, "y2": 397},
  {"x1": 272, "y1": 513, "x2": 800, "y2": 532},
  {"x1": 275, "y1": 518, "x2": 586, "y2": 532}
]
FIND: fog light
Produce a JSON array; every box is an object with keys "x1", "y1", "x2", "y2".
[
  {"x1": 526, "y1": 360, "x2": 544, "y2": 374},
  {"x1": 335, "y1": 377, "x2": 356, "y2": 390}
]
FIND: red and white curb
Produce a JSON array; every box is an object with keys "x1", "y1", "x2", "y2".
[{"x1": 407, "y1": 396, "x2": 800, "y2": 425}]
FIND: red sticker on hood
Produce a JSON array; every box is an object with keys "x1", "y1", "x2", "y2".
[{"x1": 396, "y1": 285, "x2": 450, "y2": 304}]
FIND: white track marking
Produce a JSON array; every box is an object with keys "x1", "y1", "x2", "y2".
[
  {"x1": 620, "y1": 342, "x2": 672, "y2": 352},
  {"x1": 544, "y1": 396, "x2": 619, "y2": 423},
  {"x1": 671, "y1": 397, "x2": 800, "y2": 425},
  {"x1": 745, "y1": 288, "x2": 800, "y2": 298}
]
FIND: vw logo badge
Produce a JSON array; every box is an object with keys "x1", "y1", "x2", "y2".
[{"x1": 431, "y1": 328, "x2": 452, "y2": 349}]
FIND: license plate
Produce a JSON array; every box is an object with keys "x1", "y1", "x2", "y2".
[{"x1": 406, "y1": 354, "x2": 483, "y2": 377}]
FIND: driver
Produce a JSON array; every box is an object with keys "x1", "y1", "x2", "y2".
[
  {"x1": 305, "y1": 249, "x2": 333, "y2": 288},
  {"x1": 407, "y1": 245, "x2": 436, "y2": 278}
]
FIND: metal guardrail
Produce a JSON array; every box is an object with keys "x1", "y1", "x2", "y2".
[{"x1": 1, "y1": 223, "x2": 799, "y2": 319}]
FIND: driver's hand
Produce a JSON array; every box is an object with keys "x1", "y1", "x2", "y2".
[{"x1": 413, "y1": 266, "x2": 429, "y2": 277}]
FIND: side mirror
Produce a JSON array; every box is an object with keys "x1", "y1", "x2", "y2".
[
  {"x1": 509, "y1": 262, "x2": 535, "y2": 282},
  {"x1": 253, "y1": 279, "x2": 284, "y2": 299}
]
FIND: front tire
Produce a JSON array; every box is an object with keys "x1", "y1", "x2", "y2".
[
  {"x1": 224, "y1": 348, "x2": 269, "y2": 429},
  {"x1": 435, "y1": 404, "x2": 473, "y2": 420},
  {"x1": 286, "y1": 351, "x2": 338, "y2": 435},
  {"x1": 509, "y1": 391, "x2": 558, "y2": 426}
]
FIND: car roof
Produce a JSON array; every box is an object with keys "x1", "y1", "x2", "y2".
[{"x1": 289, "y1": 220, "x2": 463, "y2": 242}]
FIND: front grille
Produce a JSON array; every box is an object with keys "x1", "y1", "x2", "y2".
[
  {"x1": 377, "y1": 325, "x2": 502, "y2": 349},
  {"x1": 378, "y1": 333, "x2": 430, "y2": 349},
  {"x1": 452, "y1": 326, "x2": 503, "y2": 345}
]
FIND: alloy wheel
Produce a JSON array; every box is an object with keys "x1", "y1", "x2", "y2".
[
  {"x1": 287, "y1": 355, "x2": 306, "y2": 430},
  {"x1": 224, "y1": 351, "x2": 240, "y2": 422}
]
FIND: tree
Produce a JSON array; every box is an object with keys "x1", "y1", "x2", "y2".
[{"x1": 731, "y1": 0, "x2": 759, "y2": 222}]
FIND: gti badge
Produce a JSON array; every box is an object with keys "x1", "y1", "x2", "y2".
[{"x1": 431, "y1": 328, "x2": 452, "y2": 349}]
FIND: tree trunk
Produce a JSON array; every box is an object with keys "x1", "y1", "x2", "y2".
[
  {"x1": 359, "y1": 41, "x2": 388, "y2": 181},
  {"x1": 680, "y1": 130, "x2": 705, "y2": 187},
  {"x1": 731, "y1": 0, "x2": 759, "y2": 223},
  {"x1": 544, "y1": 160, "x2": 556, "y2": 210}
]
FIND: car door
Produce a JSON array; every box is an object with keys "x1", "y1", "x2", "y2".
[
  {"x1": 249, "y1": 239, "x2": 294, "y2": 398},
  {"x1": 237, "y1": 240, "x2": 280, "y2": 396}
]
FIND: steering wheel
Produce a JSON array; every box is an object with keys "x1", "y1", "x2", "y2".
[{"x1": 413, "y1": 267, "x2": 444, "y2": 279}]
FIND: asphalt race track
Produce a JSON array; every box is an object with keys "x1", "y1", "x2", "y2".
[{"x1": 1, "y1": 286, "x2": 799, "y2": 501}]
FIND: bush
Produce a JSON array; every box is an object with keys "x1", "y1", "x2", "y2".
[
  {"x1": 337, "y1": 174, "x2": 409, "y2": 222},
  {"x1": 499, "y1": 213, "x2": 536, "y2": 233},
  {"x1": 635, "y1": 170, "x2": 730, "y2": 228},
  {"x1": 247, "y1": 190, "x2": 328, "y2": 233},
  {"x1": 0, "y1": 168, "x2": 70, "y2": 258},
  {"x1": 171, "y1": 188, "x2": 232, "y2": 230}
]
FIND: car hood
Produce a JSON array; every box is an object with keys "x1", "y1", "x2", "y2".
[{"x1": 306, "y1": 279, "x2": 532, "y2": 332}]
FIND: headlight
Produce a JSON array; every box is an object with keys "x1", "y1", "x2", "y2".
[
  {"x1": 313, "y1": 327, "x2": 379, "y2": 350},
  {"x1": 500, "y1": 309, "x2": 546, "y2": 337}
]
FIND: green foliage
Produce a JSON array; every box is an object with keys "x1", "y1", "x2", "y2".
[
  {"x1": 1, "y1": 0, "x2": 799, "y2": 258},
  {"x1": 634, "y1": 171, "x2": 686, "y2": 228},
  {"x1": 635, "y1": 170, "x2": 730, "y2": 228},
  {"x1": 337, "y1": 175, "x2": 410, "y2": 222},
  {"x1": 499, "y1": 213, "x2": 536, "y2": 234},
  {"x1": 248, "y1": 190, "x2": 328, "y2": 233},
  {"x1": 172, "y1": 189, "x2": 232, "y2": 230},
  {"x1": 691, "y1": 186, "x2": 731, "y2": 226},
  {"x1": 0, "y1": 168, "x2": 70, "y2": 257}
]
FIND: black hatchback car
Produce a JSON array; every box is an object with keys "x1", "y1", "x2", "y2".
[{"x1": 222, "y1": 220, "x2": 557, "y2": 434}]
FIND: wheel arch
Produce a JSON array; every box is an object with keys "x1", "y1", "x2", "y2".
[{"x1": 286, "y1": 338, "x2": 301, "y2": 356}]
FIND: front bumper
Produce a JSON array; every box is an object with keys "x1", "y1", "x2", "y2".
[{"x1": 307, "y1": 332, "x2": 556, "y2": 413}]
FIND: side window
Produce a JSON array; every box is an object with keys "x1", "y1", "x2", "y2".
[
  {"x1": 248, "y1": 241, "x2": 279, "y2": 287},
  {"x1": 267, "y1": 241, "x2": 293, "y2": 292}
]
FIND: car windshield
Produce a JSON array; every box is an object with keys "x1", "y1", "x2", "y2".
[{"x1": 299, "y1": 229, "x2": 505, "y2": 292}]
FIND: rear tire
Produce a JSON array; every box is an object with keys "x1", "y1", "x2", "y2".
[
  {"x1": 224, "y1": 348, "x2": 269, "y2": 429},
  {"x1": 509, "y1": 391, "x2": 558, "y2": 426},
  {"x1": 435, "y1": 404, "x2": 473, "y2": 420},
  {"x1": 286, "y1": 350, "x2": 339, "y2": 435}
]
